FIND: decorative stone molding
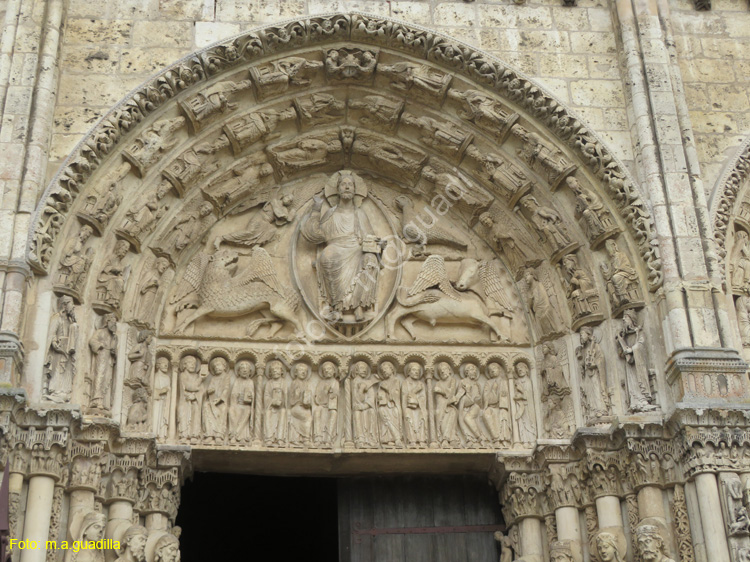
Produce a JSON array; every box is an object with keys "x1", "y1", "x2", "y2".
[
  {"x1": 27, "y1": 13, "x2": 661, "y2": 295},
  {"x1": 712, "y1": 136, "x2": 750, "y2": 274},
  {"x1": 666, "y1": 349, "x2": 749, "y2": 404}
]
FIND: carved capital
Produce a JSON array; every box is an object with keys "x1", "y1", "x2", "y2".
[
  {"x1": 497, "y1": 463, "x2": 547, "y2": 523},
  {"x1": 625, "y1": 438, "x2": 680, "y2": 490},
  {"x1": 105, "y1": 452, "x2": 146, "y2": 504},
  {"x1": 584, "y1": 450, "x2": 626, "y2": 499},
  {"x1": 10, "y1": 426, "x2": 69, "y2": 480},
  {"x1": 68, "y1": 441, "x2": 106, "y2": 491},
  {"x1": 137, "y1": 467, "x2": 180, "y2": 520},
  {"x1": 545, "y1": 461, "x2": 585, "y2": 510}
]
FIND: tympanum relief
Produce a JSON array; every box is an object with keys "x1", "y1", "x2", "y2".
[{"x1": 37, "y1": 39, "x2": 662, "y2": 459}]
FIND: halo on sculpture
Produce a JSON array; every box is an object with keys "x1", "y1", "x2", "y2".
[{"x1": 324, "y1": 169, "x2": 367, "y2": 207}]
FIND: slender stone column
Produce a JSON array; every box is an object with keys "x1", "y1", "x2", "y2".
[
  {"x1": 519, "y1": 517, "x2": 545, "y2": 562},
  {"x1": 107, "y1": 500, "x2": 134, "y2": 543},
  {"x1": 556, "y1": 505, "x2": 582, "y2": 557},
  {"x1": 637, "y1": 485, "x2": 666, "y2": 521},
  {"x1": 595, "y1": 495, "x2": 624, "y2": 531},
  {"x1": 19, "y1": 475, "x2": 55, "y2": 562},
  {"x1": 694, "y1": 473, "x2": 730, "y2": 562}
]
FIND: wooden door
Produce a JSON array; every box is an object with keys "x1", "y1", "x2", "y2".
[{"x1": 339, "y1": 475, "x2": 503, "y2": 562}]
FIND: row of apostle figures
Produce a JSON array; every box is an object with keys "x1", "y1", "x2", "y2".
[{"x1": 170, "y1": 354, "x2": 537, "y2": 448}]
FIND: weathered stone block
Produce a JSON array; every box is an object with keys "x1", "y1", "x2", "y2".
[
  {"x1": 132, "y1": 20, "x2": 193, "y2": 48},
  {"x1": 65, "y1": 19, "x2": 133, "y2": 44}
]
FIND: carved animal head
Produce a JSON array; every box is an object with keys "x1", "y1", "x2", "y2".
[
  {"x1": 455, "y1": 258, "x2": 481, "y2": 291},
  {"x1": 206, "y1": 249, "x2": 239, "y2": 279}
]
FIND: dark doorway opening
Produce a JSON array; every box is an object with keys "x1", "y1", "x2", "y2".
[
  {"x1": 176, "y1": 473, "x2": 502, "y2": 562},
  {"x1": 176, "y1": 473, "x2": 339, "y2": 561}
]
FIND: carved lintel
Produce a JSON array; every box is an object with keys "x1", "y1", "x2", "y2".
[{"x1": 666, "y1": 349, "x2": 749, "y2": 404}]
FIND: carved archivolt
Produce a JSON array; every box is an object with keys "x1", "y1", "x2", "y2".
[
  {"x1": 28, "y1": 13, "x2": 660, "y2": 288},
  {"x1": 712, "y1": 135, "x2": 750, "y2": 271}
]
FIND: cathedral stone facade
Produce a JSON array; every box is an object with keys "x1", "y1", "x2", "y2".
[{"x1": 1, "y1": 0, "x2": 750, "y2": 561}]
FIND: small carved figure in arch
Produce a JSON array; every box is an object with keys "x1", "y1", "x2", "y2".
[
  {"x1": 314, "y1": 361, "x2": 339, "y2": 447},
  {"x1": 540, "y1": 342, "x2": 574, "y2": 439},
  {"x1": 402, "y1": 361, "x2": 428, "y2": 448},
  {"x1": 228, "y1": 359, "x2": 255, "y2": 444},
  {"x1": 94, "y1": 239, "x2": 131, "y2": 313},
  {"x1": 731, "y1": 229, "x2": 750, "y2": 292},
  {"x1": 736, "y1": 294, "x2": 750, "y2": 347},
  {"x1": 376, "y1": 361, "x2": 403, "y2": 448},
  {"x1": 86, "y1": 313, "x2": 118, "y2": 413},
  {"x1": 133, "y1": 256, "x2": 171, "y2": 328},
  {"x1": 559, "y1": 253, "x2": 602, "y2": 327},
  {"x1": 483, "y1": 362, "x2": 512, "y2": 447},
  {"x1": 55, "y1": 224, "x2": 95, "y2": 300},
  {"x1": 118, "y1": 181, "x2": 171, "y2": 250},
  {"x1": 513, "y1": 361, "x2": 537, "y2": 446},
  {"x1": 43, "y1": 295, "x2": 78, "y2": 404},
  {"x1": 458, "y1": 362, "x2": 486, "y2": 448},
  {"x1": 433, "y1": 361, "x2": 460, "y2": 448},
  {"x1": 177, "y1": 354, "x2": 203, "y2": 442},
  {"x1": 202, "y1": 357, "x2": 230, "y2": 444},
  {"x1": 126, "y1": 387, "x2": 150, "y2": 431},
  {"x1": 519, "y1": 195, "x2": 575, "y2": 259},
  {"x1": 478, "y1": 211, "x2": 533, "y2": 273},
  {"x1": 601, "y1": 239, "x2": 643, "y2": 313},
  {"x1": 567, "y1": 176, "x2": 617, "y2": 247},
  {"x1": 576, "y1": 326, "x2": 611, "y2": 423},
  {"x1": 263, "y1": 359, "x2": 288, "y2": 447},
  {"x1": 215, "y1": 193, "x2": 296, "y2": 250},
  {"x1": 351, "y1": 360, "x2": 378, "y2": 448},
  {"x1": 152, "y1": 356, "x2": 171, "y2": 439},
  {"x1": 288, "y1": 362, "x2": 314, "y2": 448},
  {"x1": 522, "y1": 267, "x2": 565, "y2": 341},
  {"x1": 159, "y1": 201, "x2": 214, "y2": 258},
  {"x1": 616, "y1": 310, "x2": 657, "y2": 413}
]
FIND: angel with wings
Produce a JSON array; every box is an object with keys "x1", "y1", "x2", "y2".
[{"x1": 169, "y1": 247, "x2": 303, "y2": 337}]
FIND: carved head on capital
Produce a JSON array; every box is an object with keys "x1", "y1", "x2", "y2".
[
  {"x1": 154, "y1": 534, "x2": 180, "y2": 562},
  {"x1": 550, "y1": 541, "x2": 574, "y2": 562},
  {"x1": 79, "y1": 511, "x2": 107, "y2": 543},
  {"x1": 120, "y1": 525, "x2": 148, "y2": 562},
  {"x1": 595, "y1": 532, "x2": 624, "y2": 562},
  {"x1": 635, "y1": 524, "x2": 672, "y2": 562}
]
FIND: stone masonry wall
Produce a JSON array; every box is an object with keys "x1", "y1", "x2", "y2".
[{"x1": 669, "y1": 0, "x2": 750, "y2": 196}]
